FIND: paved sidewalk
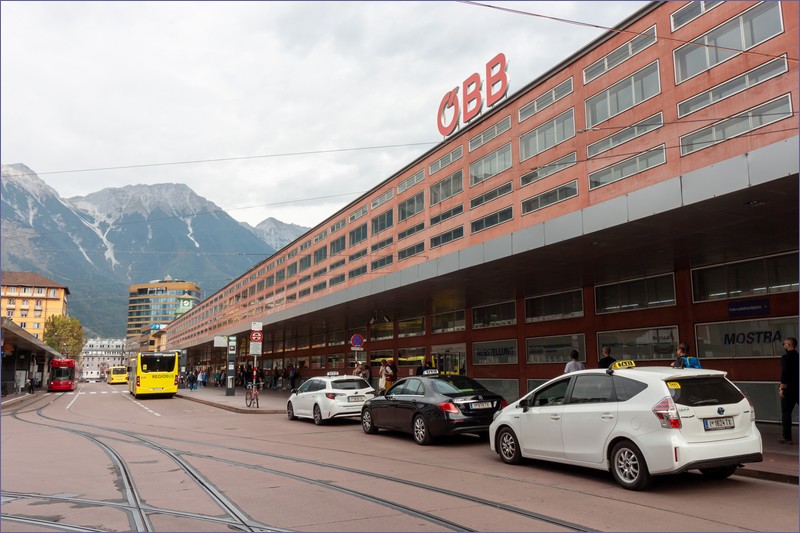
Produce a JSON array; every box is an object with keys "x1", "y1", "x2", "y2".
[{"x1": 4, "y1": 385, "x2": 796, "y2": 484}]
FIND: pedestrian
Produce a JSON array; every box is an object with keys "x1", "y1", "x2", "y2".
[
  {"x1": 27, "y1": 375, "x2": 35, "y2": 394},
  {"x1": 187, "y1": 371, "x2": 197, "y2": 391},
  {"x1": 671, "y1": 342, "x2": 701, "y2": 368},
  {"x1": 362, "y1": 362, "x2": 372, "y2": 386},
  {"x1": 416, "y1": 357, "x2": 433, "y2": 375},
  {"x1": 378, "y1": 360, "x2": 388, "y2": 389},
  {"x1": 779, "y1": 337, "x2": 799, "y2": 445},
  {"x1": 386, "y1": 360, "x2": 398, "y2": 389},
  {"x1": 272, "y1": 366, "x2": 280, "y2": 389},
  {"x1": 598, "y1": 346, "x2": 616, "y2": 368},
  {"x1": 564, "y1": 350, "x2": 585, "y2": 373}
]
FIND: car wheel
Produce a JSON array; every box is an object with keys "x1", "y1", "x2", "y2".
[
  {"x1": 412, "y1": 415, "x2": 432, "y2": 445},
  {"x1": 287, "y1": 401, "x2": 297, "y2": 420},
  {"x1": 497, "y1": 427, "x2": 521, "y2": 464},
  {"x1": 700, "y1": 465, "x2": 738, "y2": 479},
  {"x1": 362, "y1": 409, "x2": 378, "y2": 434},
  {"x1": 313, "y1": 404, "x2": 325, "y2": 425},
  {"x1": 610, "y1": 441, "x2": 652, "y2": 491}
]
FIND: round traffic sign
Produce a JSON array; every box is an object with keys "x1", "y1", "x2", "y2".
[{"x1": 249, "y1": 330, "x2": 263, "y2": 343}]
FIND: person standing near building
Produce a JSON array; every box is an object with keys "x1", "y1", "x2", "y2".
[
  {"x1": 779, "y1": 337, "x2": 799, "y2": 445},
  {"x1": 416, "y1": 357, "x2": 433, "y2": 375},
  {"x1": 671, "y1": 342, "x2": 701, "y2": 368},
  {"x1": 564, "y1": 350, "x2": 585, "y2": 374},
  {"x1": 598, "y1": 346, "x2": 616, "y2": 368}
]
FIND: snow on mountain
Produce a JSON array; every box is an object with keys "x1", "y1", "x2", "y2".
[{"x1": 247, "y1": 217, "x2": 310, "y2": 251}]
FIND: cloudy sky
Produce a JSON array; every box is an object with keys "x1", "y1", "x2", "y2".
[{"x1": 2, "y1": 1, "x2": 648, "y2": 228}]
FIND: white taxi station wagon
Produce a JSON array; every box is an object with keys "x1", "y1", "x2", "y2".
[
  {"x1": 287, "y1": 371, "x2": 376, "y2": 425},
  {"x1": 489, "y1": 361, "x2": 763, "y2": 490}
]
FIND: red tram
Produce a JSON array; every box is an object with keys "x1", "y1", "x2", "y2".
[{"x1": 48, "y1": 358, "x2": 78, "y2": 392}]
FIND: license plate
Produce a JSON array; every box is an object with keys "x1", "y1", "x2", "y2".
[
  {"x1": 348, "y1": 395, "x2": 365, "y2": 402},
  {"x1": 704, "y1": 417, "x2": 734, "y2": 431},
  {"x1": 152, "y1": 388, "x2": 163, "y2": 391},
  {"x1": 471, "y1": 401, "x2": 493, "y2": 409}
]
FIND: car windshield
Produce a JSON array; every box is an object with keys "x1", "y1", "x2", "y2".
[
  {"x1": 332, "y1": 378, "x2": 370, "y2": 390},
  {"x1": 431, "y1": 376, "x2": 488, "y2": 395},
  {"x1": 668, "y1": 377, "x2": 744, "y2": 406}
]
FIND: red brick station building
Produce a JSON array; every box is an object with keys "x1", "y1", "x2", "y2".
[{"x1": 167, "y1": 1, "x2": 798, "y2": 422}]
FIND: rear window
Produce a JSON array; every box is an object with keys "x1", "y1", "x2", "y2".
[
  {"x1": 431, "y1": 376, "x2": 488, "y2": 394},
  {"x1": 668, "y1": 377, "x2": 744, "y2": 406},
  {"x1": 332, "y1": 378, "x2": 370, "y2": 390},
  {"x1": 612, "y1": 375, "x2": 648, "y2": 401},
  {"x1": 140, "y1": 355, "x2": 176, "y2": 372}
]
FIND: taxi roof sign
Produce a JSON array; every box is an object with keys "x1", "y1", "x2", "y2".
[
  {"x1": 327, "y1": 371, "x2": 340, "y2": 376},
  {"x1": 422, "y1": 369, "x2": 440, "y2": 376},
  {"x1": 610, "y1": 360, "x2": 636, "y2": 369}
]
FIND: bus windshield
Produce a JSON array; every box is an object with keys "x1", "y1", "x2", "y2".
[
  {"x1": 111, "y1": 367, "x2": 126, "y2": 375},
  {"x1": 51, "y1": 367, "x2": 74, "y2": 380},
  {"x1": 140, "y1": 354, "x2": 176, "y2": 372}
]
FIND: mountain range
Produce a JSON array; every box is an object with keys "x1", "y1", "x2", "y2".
[{"x1": 1, "y1": 163, "x2": 309, "y2": 338}]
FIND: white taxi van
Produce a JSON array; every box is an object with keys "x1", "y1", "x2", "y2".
[
  {"x1": 489, "y1": 361, "x2": 763, "y2": 490},
  {"x1": 287, "y1": 371, "x2": 376, "y2": 425}
]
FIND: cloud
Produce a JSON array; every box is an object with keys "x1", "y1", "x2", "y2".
[{"x1": 1, "y1": 1, "x2": 648, "y2": 227}]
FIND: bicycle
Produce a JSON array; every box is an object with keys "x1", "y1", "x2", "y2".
[{"x1": 245, "y1": 380, "x2": 260, "y2": 408}]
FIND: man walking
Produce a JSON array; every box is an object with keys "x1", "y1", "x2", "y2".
[
  {"x1": 779, "y1": 337, "x2": 799, "y2": 445},
  {"x1": 598, "y1": 346, "x2": 616, "y2": 368}
]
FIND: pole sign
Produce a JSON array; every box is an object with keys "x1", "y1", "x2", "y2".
[
  {"x1": 227, "y1": 336, "x2": 237, "y2": 355},
  {"x1": 350, "y1": 333, "x2": 365, "y2": 352},
  {"x1": 437, "y1": 53, "x2": 509, "y2": 137},
  {"x1": 250, "y1": 330, "x2": 263, "y2": 343}
]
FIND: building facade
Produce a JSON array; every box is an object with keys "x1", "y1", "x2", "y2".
[
  {"x1": 166, "y1": 1, "x2": 798, "y2": 421},
  {"x1": 1, "y1": 271, "x2": 70, "y2": 340},
  {"x1": 80, "y1": 337, "x2": 126, "y2": 380},
  {"x1": 126, "y1": 276, "x2": 201, "y2": 340}
]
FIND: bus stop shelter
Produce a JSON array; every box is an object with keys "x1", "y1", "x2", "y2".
[{"x1": 1, "y1": 318, "x2": 62, "y2": 397}]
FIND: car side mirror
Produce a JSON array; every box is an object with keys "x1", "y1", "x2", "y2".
[
  {"x1": 519, "y1": 397, "x2": 530, "y2": 412},
  {"x1": 291, "y1": 388, "x2": 297, "y2": 394}
]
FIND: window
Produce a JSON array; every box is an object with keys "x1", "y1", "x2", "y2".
[
  {"x1": 680, "y1": 94, "x2": 792, "y2": 156},
  {"x1": 398, "y1": 169, "x2": 425, "y2": 194},
  {"x1": 473, "y1": 301, "x2": 516, "y2": 328},
  {"x1": 471, "y1": 182, "x2": 512, "y2": 209},
  {"x1": 329, "y1": 273, "x2": 345, "y2": 287},
  {"x1": 473, "y1": 339, "x2": 518, "y2": 364},
  {"x1": 349, "y1": 223, "x2": 368, "y2": 247},
  {"x1": 299, "y1": 255, "x2": 311, "y2": 271},
  {"x1": 526, "y1": 334, "x2": 586, "y2": 364},
  {"x1": 429, "y1": 145, "x2": 463, "y2": 175},
  {"x1": 519, "y1": 109, "x2": 575, "y2": 162},
  {"x1": 598, "y1": 326, "x2": 678, "y2": 361},
  {"x1": 678, "y1": 56, "x2": 788, "y2": 117},
  {"x1": 522, "y1": 180, "x2": 578, "y2": 214},
  {"x1": 595, "y1": 273, "x2": 676, "y2": 314},
  {"x1": 313, "y1": 229, "x2": 328, "y2": 243},
  {"x1": 330, "y1": 218, "x2": 346, "y2": 233},
  {"x1": 583, "y1": 26, "x2": 656, "y2": 84},
  {"x1": 371, "y1": 237, "x2": 393, "y2": 253},
  {"x1": 589, "y1": 145, "x2": 665, "y2": 190},
  {"x1": 671, "y1": 0, "x2": 722, "y2": 31},
  {"x1": 297, "y1": 289, "x2": 310, "y2": 299},
  {"x1": 330, "y1": 236, "x2": 346, "y2": 256},
  {"x1": 431, "y1": 226, "x2": 464, "y2": 248},
  {"x1": 431, "y1": 310, "x2": 466, "y2": 333},
  {"x1": 519, "y1": 77, "x2": 573, "y2": 123},
  {"x1": 349, "y1": 249, "x2": 366, "y2": 261},
  {"x1": 275, "y1": 269, "x2": 285, "y2": 283},
  {"x1": 398, "y1": 191, "x2": 424, "y2": 222},
  {"x1": 370, "y1": 254, "x2": 393, "y2": 271},
  {"x1": 371, "y1": 189, "x2": 394, "y2": 210},
  {"x1": 430, "y1": 204, "x2": 463, "y2": 226},
  {"x1": 330, "y1": 259, "x2": 346, "y2": 270},
  {"x1": 692, "y1": 252, "x2": 798, "y2": 301},
  {"x1": 585, "y1": 61, "x2": 660, "y2": 128},
  {"x1": 531, "y1": 378, "x2": 570, "y2": 407},
  {"x1": 49, "y1": 289, "x2": 57, "y2": 297},
  {"x1": 313, "y1": 281, "x2": 327, "y2": 293},
  {"x1": 349, "y1": 265, "x2": 367, "y2": 279},
  {"x1": 525, "y1": 289, "x2": 583, "y2": 322},
  {"x1": 371, "y1": 208, "x2": 394, "y2": 234},
  {"x1": 471, "y1": 206, "x2": 513, "y2": 234},
  {"x1": 299, "y1": 240, "x2": 312, "y2": 251},
  {"x1": 674, "y1": 3, "x2": 783, "y2": 83},
  {"x1": 587, "y1": 113, "x2": 663, "y2": 158},
  {"x1": 430, "y1": 169, "x2": 463, "y2": 206},
  {"x1": 521, "y1": 152, "x2": 577, "y2": 187},
  {"x1": 695, "y1": 316, "x2": 798, "y2": 359},
  {"x1": 349, "y1": 205, "x2": 368, "y2": 223},
  {"x1": 398, "y1": 222, "x2": 425, "y2": 241},
  {"x1": 470, "y1": 143, "x2": 512, "y2": 186},
  {"x1": 469, "y1": 115, "x2": 511, "y2": 151},
  {"x1": 398, "y1": 241, "x2": 424, "y2": 261},
  {"x1": 398, "y1": 316, "x2": 425, "y2": 338}
]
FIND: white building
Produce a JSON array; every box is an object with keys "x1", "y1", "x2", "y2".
[{"x1": 80, "y1": 338, "x2": 126, "y2": 380}]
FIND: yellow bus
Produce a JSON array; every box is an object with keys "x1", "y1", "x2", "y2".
[
  {"x1": 107, "y1": 365, "x2": 128, "y2": 384},
  {"x1": 129, "y1": 351, "x2": 179, "y2": 398}
]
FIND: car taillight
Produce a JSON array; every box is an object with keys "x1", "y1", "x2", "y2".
[
  {"x1": 136, "y1": 376, "x2": 140, "y2": 387},
  {"x1": 174, "y1": 376, "x2": 179, "y2": 386},
  {"x1": 325, "y1": 392, "x2": 343, "y2": 400},
  {"x1": 438, "y1": 402, "x2": 459, "y2": 414},
  {"x1": 500, "y1": 399, "x2": 508, "y2": 409},
  {"x1": 652, "y1": 396, "x2": 681, "y2": 429},
  {"x1": 748, "y1": 398, "x2": 756, "y2": 422}
]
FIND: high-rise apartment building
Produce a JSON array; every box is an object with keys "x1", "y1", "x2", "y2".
[
  {"x1": 126, "y1": 276, "x2": 201, "y2": 339},
  {"x1": 1, "y1": 272, "x2": 70, "y2": 340}
]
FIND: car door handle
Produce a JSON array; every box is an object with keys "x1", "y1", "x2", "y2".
[
  {"x1": 601, "y1": 413, "x2": 615, "y2": 420},
  {"x1": 550, "y1": 415, "x2": 561, "y2": 421}
]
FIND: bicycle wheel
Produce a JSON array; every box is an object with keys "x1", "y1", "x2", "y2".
[{"x1": 245, "y1": 389, "x2": 253, "y2": 407}]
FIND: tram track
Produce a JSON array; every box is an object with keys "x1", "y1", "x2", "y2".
[{"x1": 5, "y1": 393, "x2": 598, "y2": 532}]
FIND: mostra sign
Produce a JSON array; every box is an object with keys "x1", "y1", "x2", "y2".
[{"x1": 436, "y1": 53, "x2": 509, "y2": 137}]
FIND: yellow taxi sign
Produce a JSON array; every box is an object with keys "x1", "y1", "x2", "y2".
[
  {"x1": 667, "y1": 381, "x2": 681, "y2": 389},
  {"x1": 610, "y1": 360, "x2": 636, "y2": 369}
]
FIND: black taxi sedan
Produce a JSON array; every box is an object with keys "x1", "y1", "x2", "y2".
[{"x1": 360, "y1": 369, "x2": 507, "y2": 445}]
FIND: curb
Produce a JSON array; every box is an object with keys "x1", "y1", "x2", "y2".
[
  {"x1": 175, "y1": 392, "x2": 284, "y2": 414},
  {"x1": 734, "y1": 467, "x2": 798, "y2": 485}
]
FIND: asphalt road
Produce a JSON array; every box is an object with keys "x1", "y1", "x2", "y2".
[{"x1": 2, "y1": 381, "x2": 797, "y2": 532}]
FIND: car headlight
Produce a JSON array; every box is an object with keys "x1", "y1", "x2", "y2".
[{"x1": 492, "y1": 409, "x2": 502, "y2": 421}]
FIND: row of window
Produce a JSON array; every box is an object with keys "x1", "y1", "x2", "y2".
[
  {"x1": 5, "y1": 309, "x2": 43, "y2": 318},
  {"x1": 1, "y1": 287, "x2": 58, "y2": 296}
]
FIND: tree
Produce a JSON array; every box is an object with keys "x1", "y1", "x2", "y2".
[{"x1": 43, "y1": 315, "x2": 86, "y2": 360}]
